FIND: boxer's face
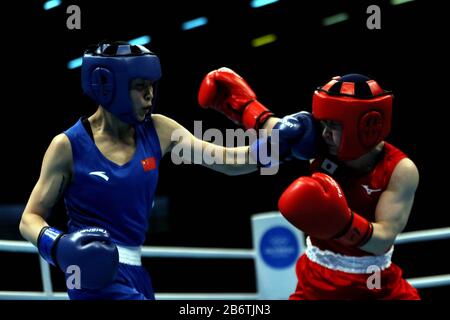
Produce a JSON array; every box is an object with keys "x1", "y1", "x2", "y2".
[
  {"x1": 320, "y1": 120, "x2": 342, "y2": 156},
  {"x1": 130, "y1": 78, "x2": 154, "y2": 121}
]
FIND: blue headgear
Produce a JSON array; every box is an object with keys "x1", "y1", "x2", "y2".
[{"x1": 81, "y1": 42, "x2": 162, "y2": 124}]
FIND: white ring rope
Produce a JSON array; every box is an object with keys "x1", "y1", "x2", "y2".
[
  {"x1": 395, "y1": 227, "x2": 450, "y2": 244},
  {"x1": 0, "y1": 226, "x2": 449, "y2": 299},
  {"x1": 0, "y1": 241, "x2": 255, "y2": 258},
  {"x1": 408, "y1": 274, "x2": 450, "y2": 289}
]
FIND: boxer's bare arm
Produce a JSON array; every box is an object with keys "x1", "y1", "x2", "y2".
[
  {"x1": 360, "y1": 158, "x2": 419, "y2": 255},
  {"x1": 19, "y1": 134, "x2": 72, "y2": 245},
  {"x1": 153, "y1": 113, "x2": 263, "y2": 175}
]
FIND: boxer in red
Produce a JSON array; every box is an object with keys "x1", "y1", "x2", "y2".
[
  {"x1": 278, "y1": 74, "x2": 420, "y2": 300},
  {"x1": 198, "y1": 69, "x2": 419, "y2": 300}
]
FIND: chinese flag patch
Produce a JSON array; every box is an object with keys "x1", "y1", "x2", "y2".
[{"x1": 141, "y1": 157, "x2": 156, "y2": 172}]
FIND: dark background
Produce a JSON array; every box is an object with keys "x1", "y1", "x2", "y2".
[{"x1": 0, "y1": 0, "x2": 448, "y2": 299}]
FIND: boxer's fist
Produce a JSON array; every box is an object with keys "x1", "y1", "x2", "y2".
[
  {"x1": 276, "y1": 111, "x2": 319, "y2": 160},
  {"x1": 198, "y1": 67, "x2": 273, "y2": 130},
  {"x1": 278, "y1": 173, "x2": 373, "y2": 246},
  {"x1": 38, "y1": 226, "x2": 119, "y2": 289}
]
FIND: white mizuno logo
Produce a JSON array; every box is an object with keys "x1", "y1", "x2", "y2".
[
  {"x1": 89, "y1": 171, "x2": 109, "y2": 181},
  {"x1": 361, "y1": 184, "x2": 381, "y2": 195}
]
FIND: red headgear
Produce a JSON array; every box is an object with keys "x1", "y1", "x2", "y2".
[{"x1": 312, "y1": 74, "x2": 393, "y2": 160}]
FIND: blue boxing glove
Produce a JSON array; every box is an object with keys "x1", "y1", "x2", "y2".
[
  {"x1": 250, "y1": 111, "x2": 319, "y2": 167},
  {"x1": 277, "y1": 111, "x2": 319, "y2": 160},
  {"x1": 37, "y1": 226, "x2": 119, "y2": 290}
]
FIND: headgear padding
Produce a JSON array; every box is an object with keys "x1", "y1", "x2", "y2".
[
  {"x1": 82, "y1": 42, "x2": 161, "y2": 124},
  {"x1": 312, "y1": 74, "x2": 393, "y2": 160}
]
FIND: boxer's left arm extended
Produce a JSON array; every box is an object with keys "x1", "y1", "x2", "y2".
[
  {"x1": 153, "y1": 113, "x2": 316, "y2": 175},
  {"x1": 278, "y1": 162, "x2": 419, "y2": 254},
  {"x1": 153, "y1": 113, "x2": 257, "y2": 175}
]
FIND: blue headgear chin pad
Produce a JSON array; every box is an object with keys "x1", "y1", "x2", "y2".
[{"x1": 81, "y1": 43, "x2": 162, "y2": 124}]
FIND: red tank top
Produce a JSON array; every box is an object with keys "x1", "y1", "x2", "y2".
[{"x1": 309, "y1": 142, "x2": 407, "y2": 256}]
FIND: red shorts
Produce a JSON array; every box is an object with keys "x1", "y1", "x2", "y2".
[{"x1": 290, "y1": 254, "x2": 420, "y2": 300}]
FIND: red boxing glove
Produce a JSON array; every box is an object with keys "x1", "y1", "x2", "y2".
[
  {"x1": 198, "y1": 67, "x2": 274, "y2": 130},
  {"x1": 278, "y1": 173, "x2": 373, "y2": 247}
]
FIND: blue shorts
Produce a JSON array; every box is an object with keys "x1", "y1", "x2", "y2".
[{"x1": 67, "y1": 263, "x2": 155, "y2": 300}]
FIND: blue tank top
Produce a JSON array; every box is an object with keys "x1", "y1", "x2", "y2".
[{"x1": 63, "y1": 118, "x2": 161, "y2": 246}]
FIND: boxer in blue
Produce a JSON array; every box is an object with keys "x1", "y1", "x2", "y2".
[{"x1": 19, "y1": 41, "x2": 318, "y2": 299}]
